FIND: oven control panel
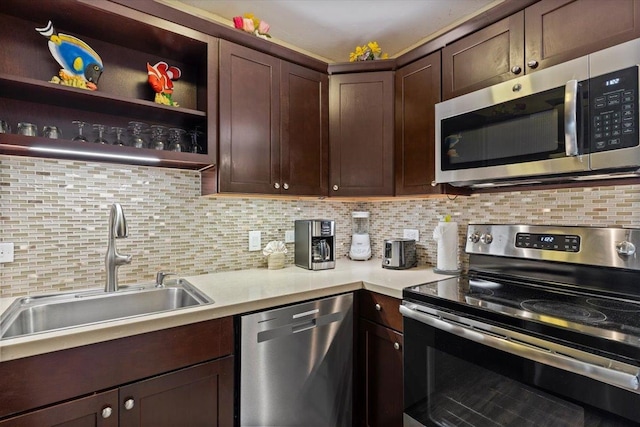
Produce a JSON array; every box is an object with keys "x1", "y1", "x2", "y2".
[
  {"x1": 466, "y1": 224, "x2": 640, "y2": 270},
  {"x1": 515, "y1": 233, "x2": 581, "y2": 252}
]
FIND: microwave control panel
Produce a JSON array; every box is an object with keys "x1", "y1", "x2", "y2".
[{"x1": 590, "y1": 66, "x2": 639, "y2": 152}]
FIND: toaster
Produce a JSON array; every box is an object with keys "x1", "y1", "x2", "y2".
[{"x1": 382, "y1": 238, "x2": 417, "y2": 269}]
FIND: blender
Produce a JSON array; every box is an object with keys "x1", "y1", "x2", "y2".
[{"x1": 349, "y1": 211, "x2": 371, "y2": 260}]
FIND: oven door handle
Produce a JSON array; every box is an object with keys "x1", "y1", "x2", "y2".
[{"x1": 400, "y1": 304, "x2": 640, "y2": 393}]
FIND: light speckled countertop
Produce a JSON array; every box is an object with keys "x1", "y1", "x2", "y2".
[{"x1": 0, "y1": 259, "x2": 448, "y2": 362}]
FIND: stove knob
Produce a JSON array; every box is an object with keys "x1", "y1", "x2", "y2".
[
  {"x1": 480, "y1": 233, "x2": 493, "y2": 244},
  {"x1": 468, "y1": 232, "x2": 480, "y2": 243},
  {"x1": 616, "y1": 241, "x2": 636, "y2": 256}
]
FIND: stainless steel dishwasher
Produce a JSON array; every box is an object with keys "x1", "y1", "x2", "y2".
[{"x1": 239, "y1": 292, "x2": 353, "y2": 427}]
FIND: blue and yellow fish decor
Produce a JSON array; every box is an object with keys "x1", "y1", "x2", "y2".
[{"x1": 35, "y1": 21, "x2": 104, "y2": 91}]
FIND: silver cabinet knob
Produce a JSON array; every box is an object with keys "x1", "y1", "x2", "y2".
[
  {"x1": 332, "y1": 185, "x2": 339, "y2": 191},
  {"x1": 101, "y1": 406, "x2": 113, "y2": 419},
  {"x1": 616, "y1": 241, "x2": 636, "y2": 256},
  {"x1": 480, "y1": 233, "x2": 493, "y2": 244},
  {"x1": 124, "y1": 398, "x2": 135, "y2": 410},
  {"x1": 274, "y1": 183, "x2": 280, "y2": 189},
  {"x1": 511, "y1": 65, "x2": 522, "y2": 74},
  {"x1": 375, "y1": 303, "x2": 381, "y2": 311},
  {"x1": 283, "y1": 183, "x2": 289, "y2": 190},
  {"x1": 527, "y1": 60, "x2": 539, "y2": 69},
  {"x1": 512, "y1": 83, "x2": 522, "y2": 92},
  {"x1": 393, "y1": 342, "x2": 400, "y2": 350}
]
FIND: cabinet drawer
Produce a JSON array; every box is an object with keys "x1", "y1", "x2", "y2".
[{"x1": 359, "y1": 290, "x2": 403, "y2": 332}]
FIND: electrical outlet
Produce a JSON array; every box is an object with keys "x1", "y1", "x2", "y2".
[
  {"x1": 285, "y1": 230, "x2": 295, "y2": 243},
  {"x1": 249, "y1": 231, "x2": 262, "y2": 251},
  {"x1": 0, "y1": 242, "x2": 15, "y2": 263},
  {"x1": 403, "y1": 229, "x2": 420, "y2": 242}
]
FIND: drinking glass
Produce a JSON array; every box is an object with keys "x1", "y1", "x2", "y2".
[
  {"x1": 72, "y1": 121, "x2": 89, "y2": 142},
  {"x1": 93, "y1": 124, "x2": 109, "y2": 144},
  {"x1": 0, "y1": 120, "x2": 10, "y2": 134},
  {"x1": 188, "y1": 128, "x2": 204, "y2": 154},
  {"x1": 111, "y1": 126, "x2": 126, "y2": 146},
  {"x1": 128, "y1": 121, "x2": 148, "y2": 148},
  {"x1": 43, "y1": 125, "x2": 62, "y2": 139},
  {"x1": 168, "y1": 128, "x2": 186, "y2": 152},
  {"x1": 150, "y1": 125, "x2": 167, "y2": 150},
  {"x1": 17, "y1": 122, "x2": 37, "y2": 136}
]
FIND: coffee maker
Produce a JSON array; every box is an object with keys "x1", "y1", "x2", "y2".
[{"x1": 294, "y1": 220, "x2": 336, "y2": 270}]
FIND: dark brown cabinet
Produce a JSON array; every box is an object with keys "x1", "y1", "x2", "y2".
[
  {"x1": 395, "y1": 51, "x2": 444, "y2": 195},
  {"x1": 329, "y1": 72, "x2": 394, "y2": 196},
  {"x1": 218, "y1": 40, "x2": 328, "y2": 196},
  {"x1": 0, "y1": 0, "x2": 217, "y2": 170},
  {"x1": 0, "y1": 317, "x2": 234, "y2": 427},
  {"x1": 443, "y1": 0, "x2": 640, "y2": 99},
  {"x1": 356, "y1": 291, "x2": 404, "y2": 427},
  {"x1": 0, "y1": 390, "x2": 119, "y2": 427},
  {"x1": 119, "y1": 357, "x2": 234, "y2": 427}
]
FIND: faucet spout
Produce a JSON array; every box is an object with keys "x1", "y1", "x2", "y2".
[{"x1": 105, "y1": 203, "x2": 132, "y2": 292}]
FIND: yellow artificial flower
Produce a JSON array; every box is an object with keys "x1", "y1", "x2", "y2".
[
  {"x1": 244, "y1": 13, "x2": 260, "y2": 29},
  {"x1": 367, "y1": 41, "x2": 381, "y2": 54}
]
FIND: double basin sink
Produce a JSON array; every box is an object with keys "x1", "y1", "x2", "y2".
[{"x1": 0, "y1": 280, "x2": 213, "y2": 340}]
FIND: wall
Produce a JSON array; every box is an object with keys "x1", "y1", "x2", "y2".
[{"x1": 2, "y1": 155, "x2": 639, "y2": 297}]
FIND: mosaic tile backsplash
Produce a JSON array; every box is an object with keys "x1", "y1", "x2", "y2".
[{"x1": 2, "y1": 155, "x2": 639, "y2": 297}]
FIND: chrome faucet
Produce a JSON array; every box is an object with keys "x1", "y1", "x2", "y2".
[{"x1": 105, "y1": 203, "x2": 132, "y2": 292}]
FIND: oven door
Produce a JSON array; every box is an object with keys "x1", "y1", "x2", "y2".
[{"x1": 400, "y1": 302, "x2": 640, "y2": 426}]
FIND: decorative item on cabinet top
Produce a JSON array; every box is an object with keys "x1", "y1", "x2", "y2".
[
  {"x1": 233, "y1": 13, "x2": 272, "y2": 39},
  {"x1": 36, "y1": 20, "x2": 104, "y2": 91},
  {"x1": 349, "y1": 41, "x2": 389, "y2": 62}
]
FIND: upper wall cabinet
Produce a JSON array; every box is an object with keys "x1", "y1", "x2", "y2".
[
  {"x1": 217, "y1": 41, "x2": 328, "y2": 196},
  {"x1": 0, "y1": 0, "x2": 217, "y2": 169},
  {"x1": 443, "y1": 0, "x2": 640, "y2": 100},
  {"x1": 329, "y1": 72, "x2": 394, "y2": 197},
  {"x1": 395, "y1": 51, "x2": 445, "y2": 196}
]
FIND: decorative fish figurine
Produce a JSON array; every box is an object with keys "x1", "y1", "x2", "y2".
[
  {"x1": 147, "y1": 61, "x2": 182, "y2": 107},
  {"x1": 35, "y1": 21, "x2": 103, "y2": 90}
]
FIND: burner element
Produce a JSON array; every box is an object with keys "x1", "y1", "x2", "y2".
[
  {"x1": 587, "y1": 298, "x2": 640, "y2": 312},
  {"x1": 521, "y1": 300, "x2": 607, "y2": 323}
]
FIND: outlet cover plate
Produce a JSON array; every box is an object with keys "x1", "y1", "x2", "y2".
[
  {"x1": 285, "y1": 230, "x2": 295, "y2": 243},
  {"x1": 249, "y1": 231, "x2": 262, "y2": 251},
  {"x1": 403, "y1": 229, "x2": 420, "y2": 242},
  {"x1": 0, "y1": 242, "x2": 15, "y2": 263}
]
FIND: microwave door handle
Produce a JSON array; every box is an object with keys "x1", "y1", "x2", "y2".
[{"x1": 564, "y1": 79, "x2": 579, "y2": 156}]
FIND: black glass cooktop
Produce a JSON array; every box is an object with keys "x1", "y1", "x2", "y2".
[{"x1": 404, "y1": 275, "x2": 640, "y2": 356}]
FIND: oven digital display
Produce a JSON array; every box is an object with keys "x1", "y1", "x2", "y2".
[{"x1": 515, "y1": 233, "x2": 580, "y2": 252}]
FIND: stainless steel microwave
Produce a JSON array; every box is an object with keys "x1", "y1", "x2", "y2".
[{"x1": 435, "y1": 38, "x2": 640, "y2": 188}]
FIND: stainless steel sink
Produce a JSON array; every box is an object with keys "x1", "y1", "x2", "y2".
[{"x1": 0, "y1": 280, "x2": 213, "y2": 340}]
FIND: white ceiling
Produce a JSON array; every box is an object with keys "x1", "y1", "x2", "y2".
[{"x1": 166, "y1": 0, "x2": 502, "y2": 63}]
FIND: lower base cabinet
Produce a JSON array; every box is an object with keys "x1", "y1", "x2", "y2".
[
  {"x1": 356, "y1": 291, "x2": 404, "y2": 427},
  {"x1": 0, "y1": 317, "x2": 234, "y2": 427},
  {"x1": 0, "y1": 357, "x2": 233, "y2": 427}
]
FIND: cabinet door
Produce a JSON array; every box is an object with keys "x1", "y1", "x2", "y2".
[
  {"x1": 329, "y1": 72, "x2": 394, "y2": 196},
  {"x1": 442, "y1": 11, "x2": 524, "y2": 100},
  {"x1": 119, "y1": 357, "x2": 234, "y2": 427},
  {"x1": 525, "y1": 0, "x2": 640, "y2": 72},
  {"x1": 0, "y1": 390, "x2": 118, "y2": 427},
  {"x1": 357, "y1": 319, "x2": 403, "y2": 427},
  {"x1": 219, "y1": 41, "x2": 280, "y2": 194},
  {"x1": 281, "y1": 62, "x2": 329, "y2": 196},
  {"x1": 395, "y1": 51, "x2": 443, "y2": 195}
]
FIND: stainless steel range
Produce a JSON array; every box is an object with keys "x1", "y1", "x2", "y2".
[{"x1": 401, "y1": 224, "x2": 640, "y2": 426}]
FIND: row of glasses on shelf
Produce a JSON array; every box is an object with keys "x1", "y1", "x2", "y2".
[{"x1": 72, "y1": 121, "x2": 204, "y2": 153}]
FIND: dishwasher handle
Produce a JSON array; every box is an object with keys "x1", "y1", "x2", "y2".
[
  {"x1": 400, "y1": 304, "x2": 640, "y2": 394},
  {"x1": 257, "y1": 310, "x2": 344, "y2": 343}
]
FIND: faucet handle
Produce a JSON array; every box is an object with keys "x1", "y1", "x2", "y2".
[{"x1": 155, "y1": 271, "x2": 177, "y2": 288}]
